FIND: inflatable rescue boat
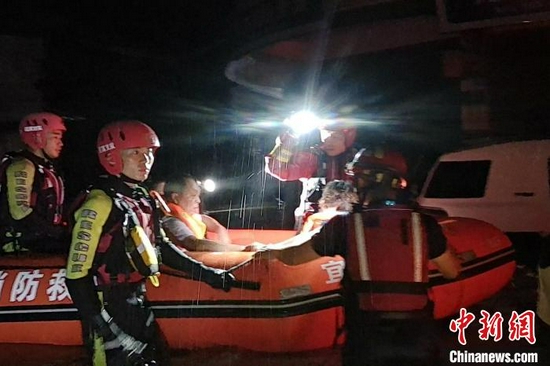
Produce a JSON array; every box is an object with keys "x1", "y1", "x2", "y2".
[{"x1": 0, "y1": 218, "x2": 515, "y2": 352}]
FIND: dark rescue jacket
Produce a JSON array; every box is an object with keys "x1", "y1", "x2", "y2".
[
  {"x1": 66, "y1": 175, "x2": 227, "y2": 335},
  {"x1": 0, "y1": 150, "x2": 65, "y2": 251},
  {"x1": 69, "y1": 176, "x2": 157, "y2": 287}
]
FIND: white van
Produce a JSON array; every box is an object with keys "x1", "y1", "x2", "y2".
[{"x1": 417, "y1": 140, "x2": 550, "y2": 236}]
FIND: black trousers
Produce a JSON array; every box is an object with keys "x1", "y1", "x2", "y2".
[
  {"x1": 343, "y1": 296, "x2": 438, "y2": 366},
  {"x1": 83, "y1": 283, "x2": 170, "y2": 366}
]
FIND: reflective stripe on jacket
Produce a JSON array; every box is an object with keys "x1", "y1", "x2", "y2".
[{"x1": 346, "y1": 207, "x2": 429, "y2": 312}]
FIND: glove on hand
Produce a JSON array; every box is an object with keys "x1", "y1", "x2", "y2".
[
  {"x1": 208, "y1": 270, "x2": 235, "y2": 292},
  {"x1": 93, "y1": 310, "x2": 147, "y2": 361}
]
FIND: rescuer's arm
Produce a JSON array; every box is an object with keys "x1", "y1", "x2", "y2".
[
  {"x1": 310, "y1": 214, "x2": 348, "y2": 257},
  {"x1": 5, "y1": 158, "x2": 65, "y2": 242},
  {"x1": 158, "y1": 232, "x2": 234, "y2": 290},
  {"x1": 163, "y1": 216, "x2": 246, "y2": 252},
  {"x1": 65, "y1": 190, "x2": 113, "y2": 324},
  {"x1": 183, "y1": 235, "x2": 246, "y2": 252},
  {"x1": 423, "y1": 214, "x2": 461, "y2": 280},
  {"x1": 268, "y1": 214, "x2": 347, "y2": 266},
  {"x1": 265, "y1": 132, "x2": 318, "y2": 181},
  {"x1": 202, "y1": 214, "x2": 232, "y2": 245}
]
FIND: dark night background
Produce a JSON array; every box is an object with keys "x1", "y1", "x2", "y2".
[
  {"x1": 0, "y1": 1, "x2": 289, "y2": 228},
  {"x1": 1, "y1": 1, "x2": 549, "y2": 229},
  {"x1": 0, "y1": 2, "x2": 548, "y2": 365}
]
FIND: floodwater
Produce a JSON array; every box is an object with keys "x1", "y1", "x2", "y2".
[{"x1": 0, "y1": 265, "x2": 544, "y2": 366}]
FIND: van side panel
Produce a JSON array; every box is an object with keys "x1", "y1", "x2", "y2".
[{"x1": 418, "y1": 140, "x2": 550, "y2": 233}]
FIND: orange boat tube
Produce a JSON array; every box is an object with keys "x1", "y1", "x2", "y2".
[{"x1": 0, "y1": 223, "x2": 514, "y2": 351}]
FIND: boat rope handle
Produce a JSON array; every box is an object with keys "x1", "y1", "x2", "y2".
[{"x1": 161, "y1": 267, "x2": 261, "y2": 291}]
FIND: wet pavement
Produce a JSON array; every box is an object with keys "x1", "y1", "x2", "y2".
[{"x1": 0, "y1": 265, "x2": 543, "y2": 366}]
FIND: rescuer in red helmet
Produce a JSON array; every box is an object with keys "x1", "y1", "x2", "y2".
[
  {"x1": 0, "y1": 112, "x2": 67, "y2": 254},
  {"x1": 344, "y1": 147, "x2": 409, "y2": 207},
  {"x1": 65, "y1": 120, "x2": 235, "y2": 366},
  {"x1": 304, "y1": 148, "x2": 460, "y2": 365},
  {"x1": 265, "y1": 113, "x2": 358, "y2": 230}
]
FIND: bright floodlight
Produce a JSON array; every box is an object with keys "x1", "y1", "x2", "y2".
[
  {"x1": 284, "y1": 110, "x2": 322, "y2": 136},
  {"x1": 203, "y1": 179, "x2": 216, "y2": 192}
]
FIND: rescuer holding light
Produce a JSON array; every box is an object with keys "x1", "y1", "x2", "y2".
[{"x1": 265, "y1": 111, "x2": 358, "y2": 230}]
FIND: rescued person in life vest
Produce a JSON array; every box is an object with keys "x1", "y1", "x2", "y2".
[
  {"x1": 65, "y1": 120, "x2": 235, "y2": 366},
  {"x1": 0, "y1": 112, "x2": 67, "y2": 254},
  {"x1": 159, "y1": 174, "x2": 264, "y2": 252},
  {"x1": 275, "y1": 148, "x2": 461, "y2": 366},
  {"x1": 265, "y1": 113, "x2": 358, "y2": 231},
  {"x1": 300, "y1": 180, "x2": 358, "y2": 234}
]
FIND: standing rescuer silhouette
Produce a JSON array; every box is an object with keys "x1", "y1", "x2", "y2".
[
  {"x1": 0, "y1": 112, "x2": 67, "y2": 254},
  {"x1": 305, "y1": 148, "x2": 460, "y2": 366},
  {"x1": 65, "y1": 120, "x2": 235, "y2": 366}
]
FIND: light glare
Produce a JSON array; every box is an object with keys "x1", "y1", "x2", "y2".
[
  {"x1": 203, "y1": 179, "x2": 216, "y2": 192},
  {"x1": 284, "y1": 110, "x2": 323, "y2": 136}
]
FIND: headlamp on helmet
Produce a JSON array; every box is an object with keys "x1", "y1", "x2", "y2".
[{"x1": 346, "y1": 148, "x2": 408, "y2": 189}]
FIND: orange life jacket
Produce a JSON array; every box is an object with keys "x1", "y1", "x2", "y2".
[
  {"x1": 166, "y1": 203, "x2": 207, "y2": 239},
  {"x1": 346, "y1": 207, "x2": 429, "y2": 312}
]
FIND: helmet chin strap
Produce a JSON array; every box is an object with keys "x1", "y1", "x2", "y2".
[{"x1": 120, "y1": 173, "x2": 143, "y2": 185}]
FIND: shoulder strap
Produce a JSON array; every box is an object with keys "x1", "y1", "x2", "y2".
[
  {"x1": 147, "y1": 190, "x2": 169, "y2": 246},
  {"x1": 103, "y1": 182, "x2": 164, "y2": 246}
]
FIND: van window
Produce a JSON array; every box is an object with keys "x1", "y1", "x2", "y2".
[{"x1": 424, "y1": 160, "x2": 491, "y2": 198}]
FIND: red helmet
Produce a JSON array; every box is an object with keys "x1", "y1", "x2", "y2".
[
  {"x1": 19, "y1": 112, "x2": 66, "y2": 150},
  {"x1": 97, "y1": 120, "x2": 160, "y2": 175},
  {"x1": 319, "y1": 121, "x2": 357, "y2": 149},
  {"x1": 345, "y1": 147, "x2": 408, "y2": 190},
  {"x1": 346, "y1": 147, "x2": 407, "y2": 176}
]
